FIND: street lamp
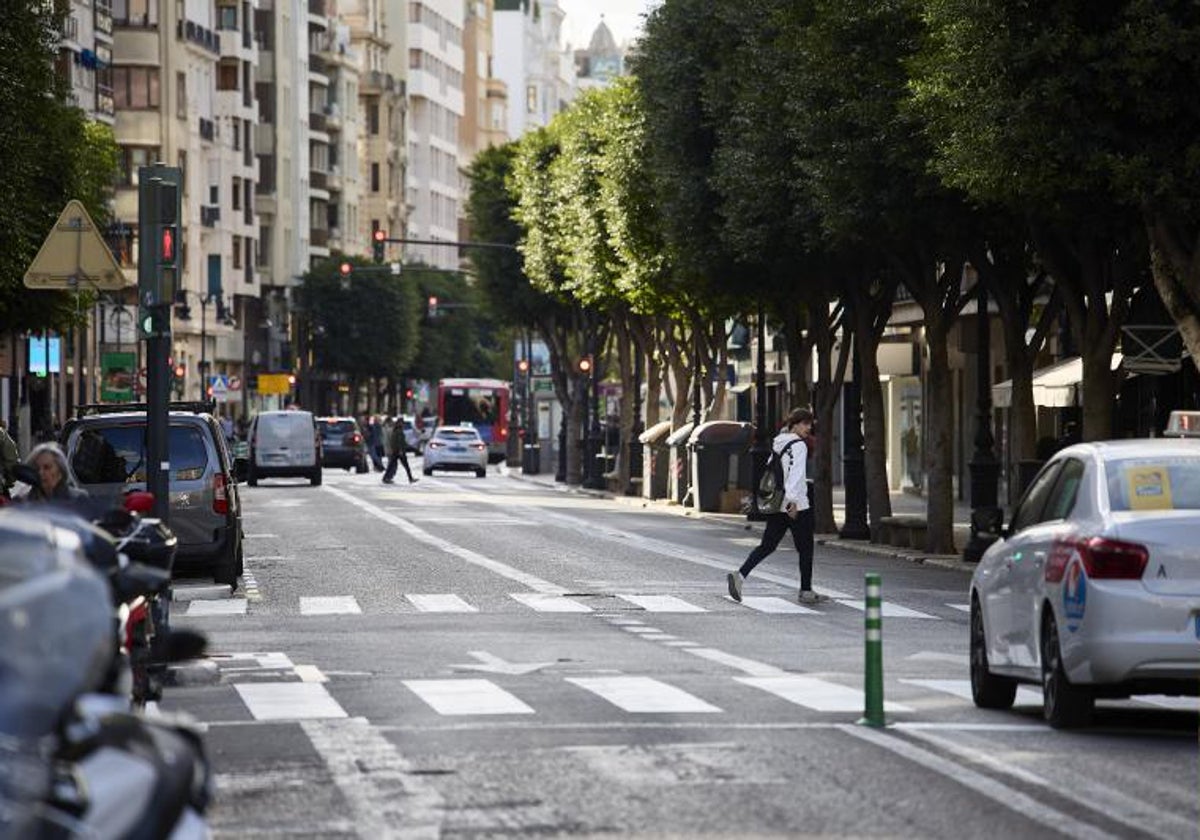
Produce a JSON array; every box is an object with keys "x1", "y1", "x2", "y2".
[
  {"x1": 748, "y1": 303, "x2": 770, "y2": 521},
  {"x1": 174, "y1": 290, "x2": 225, "y2": 399}
]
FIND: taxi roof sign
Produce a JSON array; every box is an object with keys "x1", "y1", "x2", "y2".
[{"x1": 24, "y1": 200, "x2": 127, "y2": 291}]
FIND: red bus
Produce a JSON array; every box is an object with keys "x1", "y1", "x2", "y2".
[{"x1": 436, "y1": 378, "x2": 510, "y2": 462}]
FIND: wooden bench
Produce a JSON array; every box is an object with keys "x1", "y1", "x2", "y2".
[{"x1": 879, "y1": 515, "x2": 928, "y2": 549}]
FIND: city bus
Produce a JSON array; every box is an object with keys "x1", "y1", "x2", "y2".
[{"x1": 436, "y1": 378, "x2": 510, "y2": 462}]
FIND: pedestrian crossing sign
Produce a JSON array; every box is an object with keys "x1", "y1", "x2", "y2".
[{"x1": 209, "y1": 374, "x2": 231, "y2": 401}]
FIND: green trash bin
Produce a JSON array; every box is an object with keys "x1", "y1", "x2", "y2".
[{"x1": 688, "y1": 421, "x2": 753, "y2": 513}]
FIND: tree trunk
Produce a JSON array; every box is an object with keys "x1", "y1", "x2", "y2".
[
  {"x1": 1006, "y1": 351, "x2": 1037, "y2": 482},
  {"x1": 808, "y1": 297, "x2": 850, "y2": 534},
  {"x1": 851, "y1": 292, "x2": 894, "y2": 539},
  {"x1": 924, "y1": 315, "x2": 956, "y2": 554},
  {"x1": 1145, "y1": 212, "x2": 1200, "y2": 376},
  {"x1": 615, "y1": 319, "x2": 634, "y2": 493}
]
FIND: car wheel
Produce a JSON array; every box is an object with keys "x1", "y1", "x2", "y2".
[
  {"x1": 310, "y1": 468, "x2": 323, "y2": 486},
  {"x1": 1041, "y1": 611, "x2": 1093, "y2": 729},
  {"x1": 247, "y1": 464, "x2": 258, "y2": 487},
  {"x1": 475, "y1": 467, "x2": 486, "y2": 478},
  {"x1": 970, "y1": 599, "x2": 1016, "y2": 709},
  {"x1": 213, "y1": 543, "x2": 239, "y2": 589},
  {"x1": 356, "y1": 457, "x2": 369, "y2": 474},
  {"x1": 423, "y1": 467, "x2": 433, "y2": 476}
]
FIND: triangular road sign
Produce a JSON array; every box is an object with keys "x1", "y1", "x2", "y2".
[{"x1": 24, "y1": 200, "x2": 128, "y2": 291}]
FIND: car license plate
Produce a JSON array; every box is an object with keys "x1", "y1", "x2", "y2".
[{"x1": 451, "y1": 445, "x2": 466, "y2": 452}]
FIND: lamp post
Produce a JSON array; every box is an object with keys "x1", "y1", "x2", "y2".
[
  {"x1": 963, "y1": 269, "x2": 1002, "y2": 562},
  {"x1": 625, "y1": 341, "x2": 644, "y2": 495},
  {"x1": 748, "y1": 302, "x2": 770, "y2": 521},
  {"x1": 523, "y1": 331, "x2": 540, "y2": 475}
]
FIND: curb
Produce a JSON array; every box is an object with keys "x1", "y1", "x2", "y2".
[{"x1": 816, "y1": 535, "x2": 974, "y2": 573}]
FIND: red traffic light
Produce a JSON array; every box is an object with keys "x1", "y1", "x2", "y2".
[
  {"x1": 161, "y1": 227, "x2": 175, "y2": 262},
  {"x1": 577, "y1": 356, "x2": 593, "y2": 374},
  {"x1": 517, "y1": 359, "x2": 530, "y2": 374},
  {"x1": 373, "y1": 229, "x2": 386, "y2": 242},
  {"x1": 429, "y1": 295, "x2": 438, "y2": 307},
  {"x1": 339, "y1": 262, "x2": 352, "y2": 276},
  {"x1": 173, "y1": 364, "x2": 186, "y2": 378}
]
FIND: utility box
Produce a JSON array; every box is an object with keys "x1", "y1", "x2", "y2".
[
  {"x1": 688, "y1": 421, "x2": 753, "y2": 513},
  {"x1": 638, "y1": 420, "x2": 672, "y2": 500},
  {"x1": 665, "y1": 422, "x2": 695, "y2": 505}
]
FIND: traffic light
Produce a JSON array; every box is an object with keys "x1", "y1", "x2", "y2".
[
  {"x1": 372, "y1": 229, "x2": 386, "y2": 263},
  {"x1": 427, "y1": 295, "x2": 439, "y2": 318},
  {"x1": 339, "y1": 261, "x2": 352, "y2": 277},
  {"x1": 516, "y1": 358, "x2": 530, "y2": 375},
  {"x1": 577, "y1": 356, "x2": 593, "y2": 374},
  {"x1": 138, "y1": 175, "x2": 180, "y2": 308}
]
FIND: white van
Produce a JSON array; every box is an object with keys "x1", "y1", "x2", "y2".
[{"x1": 247, "y1": 410, "x2": 322, "y2": 486}]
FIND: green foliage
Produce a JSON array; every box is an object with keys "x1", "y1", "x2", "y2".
[
  {"x1": 297, "y1": 256, "x2": 419, "y2": 381},
  {"x1": 0, "y1": 3, "x2": 120, "y2": 333},
  {"x1": 405, "y1": 263, "x2": 503, "y2": 382}
]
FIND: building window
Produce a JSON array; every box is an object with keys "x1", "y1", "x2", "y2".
[
  {"x1": 112, "y1": 0, "x2": 157, "y2": 26},
  {"x1": 217, "y1": 62, "x2": 239, "y2": 91},
  {"x1": 118, "y1": 146, "x2": 160, "y2": 186},
  {"x1": 366, "y1": 102, "x2": 379, "y2": 135},
  {"x1": 176, "y1": 72, "x2": 186, "y2": 119},
  {"x1": 217, "y1": 4, "x2": 238, "y2": 30},
  {"x1": 526, "y1": 84, "x2": 537, "y2": 114},
  {"x1": 232, "y1": 177, "x2": 242, "y2": 210},
  {"x1": 112, "y1": 66, "x2": 160, "y2": 109},
  {"x1": 232, "y1": 235, "x2": 242, "y2": 269},
  {"x1": 177, "y1": 150, "x2": 187, "y2": 194},
  {"x1": 371, "y1": 163, "x2": 380, "y2": 193}
]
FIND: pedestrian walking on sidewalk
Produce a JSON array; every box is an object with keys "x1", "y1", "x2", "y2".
[
  {"x1": 727, "y1": 407, "x2": 827, "y2": 605},
  {"x1": 382, "y1": 415, "x2": 416, "y2": 484}
]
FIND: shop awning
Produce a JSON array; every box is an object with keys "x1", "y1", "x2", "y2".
[{"x1": 992, "y1": 354, "x2": 1124, "y2": 408}]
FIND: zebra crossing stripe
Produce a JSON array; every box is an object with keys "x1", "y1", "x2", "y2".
[
  {"x1": 900, "y1": 679, "x2": 1041, "y2": 707},
  {"x1": 835, "y1": 600, "x2": 939, "y2": 619},
  {"x1": 509, "y1": 593, "x2": 592, "y2": 613},
  {"x1": 566, "y1": 676, "x2": 721, "y2": 713},
  {"x1": 403, "y1": 679, "x2": 534, "y2": 715},
  {"x1": 736, "y1": 675, "x2": 914, "y2": 713},
  {"x1": 187, "y1": 599, "x2": 248, "y2": 616},
  {"x1": 406, "y1": 594, "x2": 477, "y2": 612},
  {"x1": 235, "y1": 682, "x2": 348, "y2": 720},
  {"x1": 300, "y1": 596, "x2": 362, "y2": 615},
  {"x1": 615, "y1": 594, "x2": 706, "y2": 613},
  {"x1": 738, "y1": 596, "x2": 818, "y2": 614}
]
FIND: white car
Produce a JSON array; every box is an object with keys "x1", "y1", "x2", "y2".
[
  {"x1": 969, "y1": 440, "x2": 1200, "y2": 728},
  {"x1": 422, "y1": 426, "x2": 488, "y2": 477}
]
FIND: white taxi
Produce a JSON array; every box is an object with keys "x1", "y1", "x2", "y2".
[{"x1": 969, "y1": 440, "x2": 1200, "y2": 728}]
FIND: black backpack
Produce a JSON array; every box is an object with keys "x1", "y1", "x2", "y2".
[{"x1": 756, "y1": 439, "x2": 801, "y2": 514}]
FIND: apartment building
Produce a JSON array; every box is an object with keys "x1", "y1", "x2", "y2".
[
  {"x1": 405, "y1": 0, "x2": 464, "y2": 270},
  {"x1": 316, "y1": 19, "x2": 363, "y2": 257},
  {"x1": 461, "y1": 0, "x2": 507, "y2": 161},
  {"x1": 493, "y1": 0, "x2": 573, "y2": 142}
]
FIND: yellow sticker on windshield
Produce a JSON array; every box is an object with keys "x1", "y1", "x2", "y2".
[{"x1": 1126, "y1": 465, "x2": 1173, "y2": 510}]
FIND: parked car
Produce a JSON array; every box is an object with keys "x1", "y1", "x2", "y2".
[
  {"x1": 969, "y1": 439, "x2": 1200, "y2": 728},
  {"x1": 422, "y1": 426, "x2": 488, "y2": 477},
  {"x1": 1162, "y1": 410, "x2": 1200, "y2": 438},
  {"x1": 246, "y1": 410, "x2": 322, "y2": 486},
  {"x1": 317, "y1": 416, "x2": 369, "y2": 473},
  {"x1": 62, "y1": 401, "x2": 243, "y2": 587}
]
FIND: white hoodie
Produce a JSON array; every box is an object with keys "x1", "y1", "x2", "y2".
[{"x1": 772, "y1": 430, "x2": 809, "y2": 512}]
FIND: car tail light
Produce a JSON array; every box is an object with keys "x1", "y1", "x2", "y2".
[
  {"x1": 470, "y1": 442, "x2": 486, "y2": 451},
  {"x1": 1047, "y1": 537, "x2": 1148, "y2": 582},
  {"x1": 497, "y1": 425, "x2": 507, "y2": 440},
  {"x1": 212, "y1": 472, "x2": 229, "y2": 515},
  {"x1": 349, "y1": 432, "x2": 362, "y2": 445}
]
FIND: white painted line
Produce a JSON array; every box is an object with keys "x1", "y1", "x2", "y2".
[
  {"x1": 907, "y1": 728, "x2": 1193, "y2": 840},
  {"x1": 243, "y1": 533, "x2": 279, "y2": 539},
  {"x1": 186, "y1": 599, "x2": 248, "y2": 616},
  {"x1": 407, "y1": 594, "x2": 477, "y2": 613},
  {"x1": 685, "y1": 647, "x2": 785, "y2": 677},
  {"x1": 663, "y1": 641, "x2": 699, "y2": 647},
  {"x1": 835, "y1": 600, "x2": 939, "y2": 619},
  {"x1": 900, "y1": 679, "x2": 1041, "y2": 707},
  {"x1": 622, "y1": 626, "x2": 661, "y2": 634},
  {"x1": 509, "y1": 593, "x2": 592, "y2": 613},
  {"x1": 300, "y1": 596, "x2": 362, "y2": 615},
  {"x1": 1136, "y1": 695, "x2": 1197, "y2": 711},
  {"x1": 906, "y1": 651, "x2": 970, "y2": 666},
  {"x1": 616, "y1": 594, "x2": 706, "y2": 613},
  {"x1": 404, "y1": 679, "x2": 534, "y2": 715},
  {"x1": 739, "y1": 596, "x2": 819, "y2": 614},
  {"x1": 294, "y1": 665, "x2": 328, "y2": 683},
  {"x1": 171, "y1": 584, "x2": 234, "y2": 602},
  {"x1": 567, "y1": 676, "x2": 721, "y2": 713},
  {"x1": 323, "y1": 485, "x2": 567, "y2": 594},
  {"x1": 946, "y1": 603, "x2": 971, "y2": 613},
  {"x1": 839, "y1": 725, "x2": 1121, "y2": 840},
  {"x1": 235, "y1": 683, "x2": 348, "y2": 720},
  {"x1": 301, "y1": 718, "x2": 444, "y2": 838},
  {"x1": 737, "y1": 675, "x2": 913, "y2": 712}
]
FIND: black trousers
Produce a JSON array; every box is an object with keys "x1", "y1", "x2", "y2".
[
  {"x1": 739, "y1": 509, "x2": 814, "y2": 590},
  {"x1": 383, "y1": 449, "x2": 413, "y2": 482}
]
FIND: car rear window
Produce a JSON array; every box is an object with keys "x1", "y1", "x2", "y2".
[
  {"x1": 1105, "y1": 457, "x2": 1200, "y2": 511},
  {"x1": 436, "y1": 429, "x2": 480, "y2": 441},
  {"x1": 71, "y1": 425, "x2": 210, "y2": 483},
  {"x1": 320, "y1": 421, "x2": 356, "y2": 435}
]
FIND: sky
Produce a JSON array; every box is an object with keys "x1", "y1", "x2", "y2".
[{"x1": 556, "y1": 0, "x2": 659, "y2": 50}]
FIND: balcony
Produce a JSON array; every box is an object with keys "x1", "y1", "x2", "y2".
[
  {"x1": 323, "y1": 101, "x2": 341, "y2": 129},
  {"x1": 95, "y1": 85, "x2": 115, "y2": 117},
  {"x1": 178, "y1": 19, "x2": 221, "y2": 55},
  {"x1": 309, "y1": 54, "x2": 327, "y2": 75},
  {"x1": 308, "y1": 0, "x2": 326, "y2": 16},
  {"x1": 310, "y1": 228, "x2": 329, "y2": 248},
  {"x1": 95, "y1": 4, "x2": 113, "y2": 36},
  {"x1": 361, "y1": 70, "x2": 396, "y2": 94},
  {"x1": 309, "y1": 111, "x2": 326, "y2": 133},
  {"x1": 310, "y1": 170, "x2": 327, "y2": 191},
  {"x1": 199, "y1": 117, "x2": 215, "y2": 141}
]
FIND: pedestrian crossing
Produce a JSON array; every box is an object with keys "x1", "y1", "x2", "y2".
[
  {"x1": 182, "y1": 590, "x2": 954, "y2": 618},
  {"x1": 188, "y1": 651, "x2": 1198, "y2": 724}
]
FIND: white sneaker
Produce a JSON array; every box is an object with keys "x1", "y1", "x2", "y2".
[
  {"x1": 727, "y1": 572, "x2": 744, "y2": 602},
  {"x1": 798, "y1": 590, "x2": 828, "y2": 605}
]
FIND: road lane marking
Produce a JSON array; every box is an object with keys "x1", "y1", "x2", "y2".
[
  {"x1": 900, "y1": 678, "x2": 1041, "y2": 706},
  {"x1": 301, "y1": 718, "x2": 444, "y2": 838},
  {"x1": 684, "y1": 647, "x2": 785, "y2": 677},
  {"x1": 839, "y1": 724, "x2": 1121, "y2": 840},
  {"x1": 906, "y1": 652, "x2": 970, "y2": 666},
  {"x1": 510, "y1": 592, "x2": 592, "y2": 613},
  {"x1": 737, "y1": 675, "x2": 913, "y2": 712},
  {"x1": 835, "y1": 599, "x2": 938, "y2": 619},
  {"x1": 235, "y1": 683, "x2": 348, "y2": 720},
  {"x1": 622, "y1": 626, "x2": 662, "y2": 634},
  {"x1": 946, "y1": 603, "x2": 970, "y2": 613},
  {"x1": 323, "y1": 484, "x2": 567, "y2": 594},
  {"x1": 243, "y1": 533, "x2": 279, "y2": 539},
  {"x1": 615, "y1": 594, "x2": 705, "y2": 612},
  {"x1": 407, "y1": 593, "x2": 477, "y2": 613},
  {"x1": 566, "y1": 676, "x2": 721, "y2": 713},
  {"x1": 299, "y1": 596, "x2": 362, "y2": 615},
  {"x1": 738, "y1": 596, "x2": 819, "y2": 614},
  {"x1": 903, "y1": 728, "x2": 1193, "y2": 840},
  {"x1": 404, "y1": 679, "x2": 534, "y2": 715},
  {"x1": 186, "y1": 599, "x2": 247, "y2": 616},
  {"x1": 1137, "y1": 695, "x2": 1197, "y2": 710},
  {"x1": 294, "y1": 665, "x2": 328, "y2": 683}
]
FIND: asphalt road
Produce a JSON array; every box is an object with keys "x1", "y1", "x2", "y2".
[{"x1": 163, "y1": 462, "x2": 1199, "y2": 839}]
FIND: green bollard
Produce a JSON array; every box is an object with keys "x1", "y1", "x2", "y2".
[{"x1": 858, "y1": 572, "x2": 886, "y2": 727}]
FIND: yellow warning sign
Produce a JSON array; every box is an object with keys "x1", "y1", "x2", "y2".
[
  {"x1": 256, "y1": 373, "x2": 294, "y2": 395},
  {"x1": 23, "y1": 200, "x2": 127, "y2": 290},
  {"x1": 1126, "y1": 465, "x2": 1173, "y2": 511}
]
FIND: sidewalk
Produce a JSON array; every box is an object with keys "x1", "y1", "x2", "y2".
[{"x1": 506, "y1": 467, "x2": 988, "y2": 574}]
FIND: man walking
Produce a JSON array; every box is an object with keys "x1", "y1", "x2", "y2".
[
  {"x1": 382, "y1": 414, "x2": 416, "y2": 484},
  {"x1": 727, "y1": 407, "x2": 827, "y2": 605},
  {"x1": 365, "y1": 415, "x2": 384, "y2": 471}
]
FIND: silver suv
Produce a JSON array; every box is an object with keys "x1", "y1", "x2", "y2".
[{"x1": 62, "y1": 402, "x2": 244, "y2": 587}]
